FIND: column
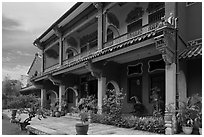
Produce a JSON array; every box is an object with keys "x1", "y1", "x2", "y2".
[
  {"x1": 165, "y1": 63, "x2": 176, "y2": 135},
  {"x1": 58, "y1": 85, "x2": 65, "y2": 111},
  {"x1": 41, "y1": 89, "x2": 46, "y2": 109},
  {"x1": 59, "y1": 38, "x2": 63, "y2": 66},
  {"x1": 97, "y1": 77, "x2": 106, "y2": 114},
  {"x1": 97, "y1": 4, "x2": 103, "y2": 50},
  {"x1": 41, "y1": 51, "x2": 44, "y2": 73}
]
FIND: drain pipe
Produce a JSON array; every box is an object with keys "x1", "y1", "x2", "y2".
[{"x1": 175, "y1": 2, "x2": 179, "y2": 134}]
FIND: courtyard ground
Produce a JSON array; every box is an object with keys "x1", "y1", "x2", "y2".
[
  {"x1": 2, "y1": 114, "x2": 28, "y2": 135},
  {"x1": 2, "y1": 109, "x2": 160, "y2": 135}
]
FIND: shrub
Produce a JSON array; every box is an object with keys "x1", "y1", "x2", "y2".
[
  {"x1": 77, "y1": 95, "x2": 98, "y2": 113},
  {"x1": 92, "y1": 114, "x2": 165, "y2": 134},
  {"x1": 102, "y1": 89, "x2": 126, "y2": 120},
  {"x1": 7, "y1": 94, "x2": 40, "y2": 109}
]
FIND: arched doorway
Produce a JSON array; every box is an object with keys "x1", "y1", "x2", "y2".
[
  {"x1": 46, "y1": 90, "x2": 58, "y2": 109},
  {"x1": 65, "y1": 87, "x2": 78, "y2": 113},
  {"x1": 107, "y1": 25, "x2": 119, "y2": 40},
  {"x1": 106, "y1": 80, "x2": 120, "y2": 95}
]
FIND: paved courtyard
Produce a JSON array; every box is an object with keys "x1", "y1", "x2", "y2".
[{"x1": 3, "y1": 109, "x2": 160, "y2": 135}]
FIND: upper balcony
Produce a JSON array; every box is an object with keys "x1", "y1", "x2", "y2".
[{"x1": 34, "y1": 2, "x2": 166, "y2": 79}]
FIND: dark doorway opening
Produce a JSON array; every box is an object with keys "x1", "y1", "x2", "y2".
[
  {"x1": 150, "y1": 73, "x2": 165, "y2": 114},
  {"x1": 88, "y1": 79, "x2": 98, "y2": 98}
]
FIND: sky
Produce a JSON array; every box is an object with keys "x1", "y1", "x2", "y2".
[{"x1": 2, "y1": 2, "x2": 76, "y2": 82}]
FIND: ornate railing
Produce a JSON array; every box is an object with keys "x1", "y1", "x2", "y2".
[
  {"x1": 44, "y1": 63, "x2": 60, "y2": 73},
  {"x1": 38, "y1": 20, "x2": 166, "y2": 76},
  {"x1": 63, "y1": 54, "x2": 81, "y2": 65},
  {"x1": 103, "y1": 20, "x2": 162, "y2": 48}
]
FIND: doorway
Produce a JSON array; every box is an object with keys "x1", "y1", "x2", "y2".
[
  {"x1": 65, "y1": 88, "x2": 77, "y2": 113},
  {"x1": 150, "y1": 73, "x2": 165, "y2": 113}
]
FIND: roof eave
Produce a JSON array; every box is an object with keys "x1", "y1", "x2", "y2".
[{"x1": 33, "y1": 2, "x2": 82, "y2": 48}]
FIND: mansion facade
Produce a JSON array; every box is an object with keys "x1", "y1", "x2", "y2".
[{"x1": 21, "y1": 2, "x2": 202, "y2": 134}]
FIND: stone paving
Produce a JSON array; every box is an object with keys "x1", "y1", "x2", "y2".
[{"x1": 2, "y1": 109, "x2": 160, "y2": 135}]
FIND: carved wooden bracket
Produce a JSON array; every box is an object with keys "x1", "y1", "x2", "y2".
[
  {"x1": 48, "y1": 74, "x2": 62, "y2": 85},
  {"x1": 31, "y1": 82, "x2": 44, "y2": 89},
  {"x1": 53, "y1": 25, "x2": 62, "y2": 38},
  {"x1": 85, "y1": 60, "x2": 102, "y2": 78},
  {"x1": 154, "y1": 29, "x2": 175, "y2": 65}
]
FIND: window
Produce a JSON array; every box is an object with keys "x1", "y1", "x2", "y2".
[
  {"x1": 107, "y1": 28, "x2": 114, "y2": 42},
  {"x1": 80, "y1": 31, "x2": 97, "y2": 53},
  {"x1": 80, "y1": 44, "x2": 88, "y2": 53},
  {"x1": 148, "y1": 8, "x2": 165, "y2": 24},
  {"x1": 127, "y1": 19, "x2": 142, "y2": 33},
  {"x1": 89, "y1": 39, "x2": 97, "y2": 49},
  {"x1": 66, "y1": 49, "x2": 74, "y2": 59},
  {"x1": 67, "y1": 90, "x2": 73, "y2": 103},
  {"x1": 128, "y1": 76, "x2": 142, "y2": 102}
]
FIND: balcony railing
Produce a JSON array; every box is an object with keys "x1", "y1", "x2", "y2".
[
  {"x1": 103, "y1": 21, "x2": 162, "y2": 48},
  {"x1": 63, "y1": 54, "x2": 81, "y2": 65},
  {"x1": 39, "y1": 20, "x2": 164, "y2": 76},
  {"x1": 44, "y1": 63, "x2": 60, "y2": 73}
]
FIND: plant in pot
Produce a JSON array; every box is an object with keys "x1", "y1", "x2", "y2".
[
  {"x1": 75, "y1": 110, "x2": 89, "y2": 135},
  {"x1": 176, "y1": 94, "x2": 201, "y2": 134},
  {"x1": 193, "y1": 94, "x2": 202, "y2": 135},
  {"x1": 74, "y1": 95, "x2": 97, "y2": 135},
  {"x1": 195, "y1": 113, "x2": 202, "y2": 135},
  {"x1": 130, "y1": 96, "x2": 145, "y2": 116},
  {"x1": 60, "y1": 100, "x2": 68, "y2": 116},
  {"x1": 7, "y1": 96, "x2": 22, "y2": 123},
  {"x1": 13, "y1": 95, "x2": 46, "y2": 131},
  {"x1": 50, "y1": 100, "x2": 60, "y2": 117},
  {"x1": 150, "y1": 87, "x2": 164, "y2": 117}
]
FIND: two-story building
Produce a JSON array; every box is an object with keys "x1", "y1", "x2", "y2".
[{"x1": 30, "y1": 2, "x2": 201, "y2": 133}]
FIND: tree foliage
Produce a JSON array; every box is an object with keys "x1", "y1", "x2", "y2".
[{"x1": 2, "y1": 76, "x2": 22, "y2": 97}]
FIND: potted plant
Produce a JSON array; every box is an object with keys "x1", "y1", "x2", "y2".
[
  {"x1": 130, "y1": 96, "x2": 145, "y2": 116},
  {"x1": 17, "y1": 104, "x2": 46, "y2": 131},
  {"x1": 150, "y1": 87, "x2": 164, "y2": 117},
  {"x1": 177, "y1": 94, "x2": 201, "y2": 134},
  {"x1": 50, "y1": 100, "x2": 60, "y2": 117},
  {"x1": 193, "y1": 94, "x2": 202, "y2": 135},
  {"x1": 75, "y1": 110, "x2": 89, "y2": 135},
  {"x1": 60, "y1": 100, "x2": 68, "y2": 116},
  {"x1": 195, "y1": 113, "x2": 202, "y2": 135},
  {"x1": 74, "y1": 95, "x2": 97, "y2": 135}
]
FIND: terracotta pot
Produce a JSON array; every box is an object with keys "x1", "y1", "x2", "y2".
[
  {"x1": 182, "y1": 126, "x2": 193, "y2": 134},
  {"x1": 75, "y1": 123, "x2": 89, "y2": 135},
  {"x1": 11, "y1": 109, "x2": 17, "y2": 117},
  {"x1": 199, "y1": 128, "x2": 202, "y2": 135},
  {"x1": 19, "y1": 122, "x2": 30, "y2": 131},
  {"x1": 55, "y1": 111, "x2": 61, "y2": 117}
]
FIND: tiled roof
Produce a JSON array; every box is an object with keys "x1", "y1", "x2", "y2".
[{"x1": 179, "y1": 44, "x2": 202, "y2": 59}]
